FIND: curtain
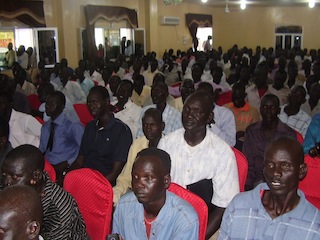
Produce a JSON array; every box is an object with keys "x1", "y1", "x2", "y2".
[
  {"x1": 84, "y1": 5, "x2": 138, "y2": 62},
  {"x1": 185, "y1": 14, "x2": 212, "y2": 51},
  {"x1": 0, "y1": 0, "x2": 45, "y2": 27}
]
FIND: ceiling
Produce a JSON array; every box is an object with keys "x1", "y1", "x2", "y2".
[{"x1": 183, "y1": 0, "x2": 319, "y2": 7}]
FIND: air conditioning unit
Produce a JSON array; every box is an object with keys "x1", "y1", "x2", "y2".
[{"x1": 160, "y1": 16, "x2": 180, "y2": 25}]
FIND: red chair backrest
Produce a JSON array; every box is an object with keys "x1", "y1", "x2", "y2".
[
  {"x1": 295, "y1": 130, "x2": 304, "y2": 144},
  {"x1": 231, "y1": 147, "x2": 248, "y2": 192},
  {"x1": 168, "y1": 182, "x2": 208, "y2": 240},
  {"x1": 216, "y1": 91, "x2": 232, "y2": 106},
  {"x1": 64, "y1": 168, "x2": 113, "y2": 240},
  {"x1": 73, "y1": 104, "x2": 94, "y2": 126},
  {"x1": 28, "y1": 94, "x2": 41, "y2": 110},
  {"x1": 44, "y1": 159, "x2": 56, "y2": 183},
  {"x1": 299, "y1": 155, "x2": 320, "y2": 209}
]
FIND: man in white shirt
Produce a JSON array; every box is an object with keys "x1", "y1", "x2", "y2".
[
  {"x1": 158, "y1": 91, "x2": 239, "y2": 239},
  {"x1": 0, "y1": 91, "x2": 41, "y2": 148}
]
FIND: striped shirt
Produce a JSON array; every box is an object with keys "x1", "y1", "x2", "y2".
[{"x1": 41, "y1": 172, "x2": 89, "y2": 240}]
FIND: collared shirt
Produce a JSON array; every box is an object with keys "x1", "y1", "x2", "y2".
[
  {"x1": 136, "y1": 104, "x2": 182, "y2": 138},
  {"x1": 115, "y1": 99, "x2": 142, "y2": 139},
  {"x1": 218, "y1": 183, "x2": 320, "y2": 240},
  {"x1": 243, "y1": 120, "x2": 297, "y2": 189},
  {"x1": 142, "y1": 69, "x2": 162, "y2": 86},
  {"x1": 9, "y1": 109, "x2": 42, "y2": 148},
  {"x1": 113, "y1": 191, "x2": 199, "y2": 240},
  {"x1": 224, "y1": 101, "x2": 260, "y2": 132},
  {"x1": 80, "y1": 115, "x2": 132, "y2": 178},
  {"x1": 113, "y1": 136, "x2": 149, "y2": 204},
  {"x1": 77, "y1": 77, "x2": 94, "y2": 96},
  {"x1": 278, "y1": 105, "x2": 311, "y2": 137},
  {"x1": 21, "y1": 80, "x2": 37, "y2": 96},
  {"x1": 173, "y1": 97, "x2": 183, "y2": 112},
  {"x1": 210, "y1": 104, "x2": 236, "y2": 147},
  {"x1": 158, "y1": 128, "x2": 239, "y2": 208},
  {"x1": 131, "y1": 85, "x2": 152, "y2": 107},
  {"x1": 55, "y1": 81, "x2": 86, "y2": 104},
  {"x1": 91, "y1": 70, "x2": 104, "y2": 86},
  {"x1": 303, "y1": 113, "x2": 320, "y2": 153},
  {"x1": 41, "y1": 172, "x2": 89, "y2": 240},
  {"x1": 39, "y1": 113, "x2": 84, "y2": 165}
]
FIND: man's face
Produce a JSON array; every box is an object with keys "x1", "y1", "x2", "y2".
[
  {"x1": 151, "y1": 84, "x2": 168, "y2": 105},
  {"x1": 182, "y1": 95, "x2": 211, "y2": 131},
  {"x1": 142, "y1": 114, "x2": 163, "y2": 142},
  {"x1": 191, "y1": 65, "x2": 203, "y2": 82},
  {"x1": 131, "y1": 156, "x2": 167, "y2": 205},
  {"x1": 116, "y1": 83, "x2": 131, "y2": 103},
  {"x1": 180, "y1": 80, "x2": 195, "y2": 102},
  {"x1": 45, "y1": 95, "x2": 64, "y2": 118},
  {"x1": 0, "y1": 207, "x2": 25, "y2": 240},
  {"x1": 263, "y1": 145, "x2": 304, "y2": 198},
  {"x1": 260, "y1": 98, "x2": 280, "y2": 123},
  {"x1": 232, "y1": 89, "x2": 246, "y2": 108},
  {"x1": 1, "y1": 158, "x2": 33, "y2": 188},
  {"x1": 87, "y1": 92, "x2": 109, "y2": 119},
  {"x1": 109, "y1": 78, "x2": 121, "y2": 94},
  {"x1": 287, "y1": 87, "x2": 305, "y2": 107}
]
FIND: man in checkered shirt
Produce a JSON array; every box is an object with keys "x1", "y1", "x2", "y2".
[{"x1": 218, "y1": 136, "x2": 320, "y2": 240}]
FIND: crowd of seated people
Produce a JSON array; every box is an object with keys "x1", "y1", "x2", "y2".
[{"x1": 1, "y1": 44, "x2": 320, "y2": 239}]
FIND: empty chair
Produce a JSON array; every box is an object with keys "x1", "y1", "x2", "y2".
[
  {"x1": 168, "y1": 182, "x2": 208, "y2": 240},
  {"x1": 64, "y1": 168, "x2": 113, "y2": 240},
  {"x1": 231, "y1": 147, "x2": 248, "y2": 192}
]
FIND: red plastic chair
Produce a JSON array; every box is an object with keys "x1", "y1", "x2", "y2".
[
  {"x1": 168, "y1": 182, "x2": 208, "y2": 240},
  {"x1": 28, "y1": 94, "x2": 41, "y2": 111},
  {"x1": 298, "y1": 155, "x2": 320, "y2": 209},
  {"x1": 73, "y1": 104, "x2": 94, "y2": 126},
  {"x1": 44, "y1": 159, "x2": 56, "y2": 183},
  {"x1": 231, "y1": 147, "x2": 248, "y2": 192},
  {"x1": 63, "y1": 168, "x2": 113, "y2": 240},
  {"x1": 295, "y1": 130, "x2": 304, "y2": 144}
]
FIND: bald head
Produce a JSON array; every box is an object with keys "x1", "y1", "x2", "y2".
[{"x1": 0, "y1": 185, "x2": 42, "y2": 240}]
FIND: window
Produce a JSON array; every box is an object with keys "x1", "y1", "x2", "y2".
[{"x1": 275, "y1": 26, "x2": 303, "y2": 50}]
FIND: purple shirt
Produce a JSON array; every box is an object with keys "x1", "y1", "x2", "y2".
[{"x1": 242, "y1": 120, "x2": 296, "y2": 189}]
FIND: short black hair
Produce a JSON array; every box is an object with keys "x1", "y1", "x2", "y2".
[
  {"x1": 89, "y1": 85, "x2": 110, "y2": 100},
  {"x1": 136, "y1": 148, "x2": 171, "y2": 175},
  {"x1": 48, "y1": 91, "x2": 66, "y2": 106},
  {"x1": 119, "y1": 79, "x2": 134, "y2": 95},
  {"x1": 143, "y1": 108, "x2": 163, "y2": 123},
  {"x1": 186, "y1": 91, "x2": 215, "y2": 112},
  {"x1": 5, "y1": 144, "x2": 44, "y2": 171},
  {"x1": 261, "y1": 94, "x2": 280, "y2": 107}
]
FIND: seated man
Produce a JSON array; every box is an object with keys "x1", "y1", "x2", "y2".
[
  {"x1": 243, "y1": 94, "x2": 297, "y2": 190},
  {"x1": 219, "y1": 136, "x2": 320, "y2": 240},
  {"x1": 303, "y1": 113, "x2": 320, "y2": 157},
  {"x1": 113, "y1": 108, "x2": 164, "y2": 204},
  {"x1": 1, "y1": 144, "x2": 89, "y2": 239},
  {"x1": 131, "y1": 74, "x2": 152, "y2": 107},
  {"x1": 113, "y1": 148, "x2": 199, "y2": 239},
  {"x1": 39, "y1": 91, "x2": 84, "y2": 185},
  {"x1": 114, "y1": 80, "x2": 142, "y2": 139},
  {"x1": 173, "y1": 78, "x2": 195, "y2": 112},
  {"x1": 136, "y1": 81, "x2": 182, "y2": 138},
  {"x1": 0, "y1": 91, "x2": 41, "y2": 148},
  {"x1": 0, "y1": 185, "x2": 43, "y2": 240},
  {"x1": 224, "y1": 82, "x2": 260, "y2": 150},
  {"x1": 69, "y1": 86, "x2": 132, "y2": 186},
  {"x1": 158, "y1": 92, "x2": 239, "y2": 238},
  {"x1": 278, "y1": 86, "x2": 311, "y2": 138}
]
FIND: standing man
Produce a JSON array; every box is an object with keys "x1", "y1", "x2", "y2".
[
  {"x1": 158, "y1": 92, "x2": 239, "y2": 238},
  {"x1": 69, "y1": 86, "x2": 132, "y2": 186},
  {"x1": 5, "y1": 42, "x2": 15, "y2": 68},
  {"x1": 219, "y1": 136, "x2": 320, "y2": 240}
]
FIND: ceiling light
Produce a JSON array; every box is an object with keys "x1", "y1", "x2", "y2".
[
  {"x1": 201, "y1": 0, "x2": 208, "y2": 3},
  {"x1": 309, "y1": 0, "x2": 315, "y2": 8},
  {"x1": 240, "y1": 0, "x2": 246, "y2": 10}
]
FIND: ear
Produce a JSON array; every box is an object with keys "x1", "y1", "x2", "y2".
[
  {"x1": 31, "y1": 169, "x2": 43, "y2": 185},
  {"x1": 164, "y1": 174, "x2": 171, "y2": 189},
  {"x1": 299, "y1": 163, "x2": 307, "y2": 180},
  {"x1": 207, "y1": 111, "x2": 214, "y2": 125},
  {"x1": 161, "y1": 121, "x2": 165, "y2": 132},
  {"x1": 26, "y1": 221, "x2": 41, "y2": 239}
]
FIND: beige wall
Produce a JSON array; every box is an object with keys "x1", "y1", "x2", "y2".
[{"x1": 2, "y1": 1, "x2": 319, "y2": 68}]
